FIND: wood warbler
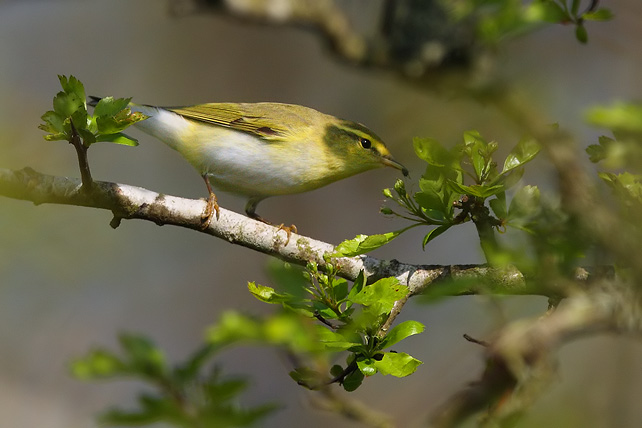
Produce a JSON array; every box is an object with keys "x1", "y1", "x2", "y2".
[{"x1": 89, "y1": 97, "x2": 408, "y2": 232}]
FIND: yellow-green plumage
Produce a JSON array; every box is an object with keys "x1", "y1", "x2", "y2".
[{"x1": 97, "y1": 99, "x2": 407, "y2": 221}]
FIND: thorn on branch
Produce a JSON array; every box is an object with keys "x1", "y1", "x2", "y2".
[
  {"x1": 313, "y1": 310, "x2": 339, "y2": 330},
  {"x1": 463, "y1": 333, "x2": 489, "y2": 347},
  {"x1": 110, "y1": 213, "x2": 123, "y2": 229},
  {"x1": 328, "y1": 360, "x2": 358, "y2": 386}
]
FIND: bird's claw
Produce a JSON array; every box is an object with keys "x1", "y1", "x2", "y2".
[
  {"x1": 201, "y1": 193, "x2": 220, "y2": 229},
  {"x1": 276, "y1": 223, "x2": 297, "y2": 245}
]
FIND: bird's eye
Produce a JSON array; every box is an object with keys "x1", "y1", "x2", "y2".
[{"x1": 360, "y1": 138, "x2": 371, "y2": 149}]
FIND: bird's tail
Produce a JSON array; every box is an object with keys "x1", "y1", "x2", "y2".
[{"x1": 87, "y1": 95, "x2": 102, "y2": 107}]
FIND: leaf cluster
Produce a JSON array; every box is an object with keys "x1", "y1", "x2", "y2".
[
  {"x1": 337, "y1": 131, "x2": 541, "y2": 256},
  {"x1": 247, "y1": 262, "x2": 424, "y2": 391},
  {"x1": 39, "y1": 75, "x2": 146, "y2": 147},
  {"x1": 587, "y1": 102, "x2": 642, "y2": 211},
  {"x1": 526, "y1": 0, "x2": 612, "y2": 43},
  {"x1": 71, "y1": 334, "x2": 277, "y2": 427},
  {"x1": 458, "y1": 0, "x2": 613, "y2": 44}
]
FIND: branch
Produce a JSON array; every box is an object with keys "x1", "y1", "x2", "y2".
[
  {"x1": 1, "y1": 166, "x2": 531, "y2": 296},
  {"x1": 429, "y1": 279, "x2": 642, "y2": 428},
  {"x1": 170, "y1": 0, "x2": 482, "y2": 83},
  {"x1": 171, "y1": 0, "x2": 367, "y2": 62},
  {"x1": 311, "y1": 387, "x2": 393, "y2": 428}
]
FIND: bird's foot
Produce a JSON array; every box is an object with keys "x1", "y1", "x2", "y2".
[
  {"x1": 276, "y1": 223, "x2": 297, "y2": 246},
  {"x1": 200, "y1": 192, "x2": 220, "y2": 229}
]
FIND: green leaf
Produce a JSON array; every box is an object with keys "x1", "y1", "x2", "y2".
[
  {"x1": 70, "y1": 350, "x2": 125, "y2": 379},
  {"x1": 378, "y1": 320, "x2": 425, "y2": 350},
  {"x1": 39, "y1": 110, "x2": 68, "y2": 141},
  {"x1": 503, "y1": 137, "x2": 541, "y2": 173},
  {"x1": 495, "y1": 166, "x2": 525, "y2": 192},
  {"x1": 52, "y1": 76, "x2": 86, "y2": 118},
  {"x1": 96, "y1": 109, "x2": 146, "y2": 134},
  {"x1": 93, "y1": 96, "x2": 131, "y2": 118},
  {"x1": 118, "y1": 334, "x2": 167, "y2": 377},
  {"x1": 77, "y1": 128, "x2": 96, "y2": 146},
  {"x1": 462, "y1": 130, "x2": 490, "y2": 181},
  {"x1": 59, "y1": 75, "x2": 86, "y2": 103},
  {"x1": 333, "y1": 234, "x2": 367, "y2": 256},
  {"x1": 489, "y1": 192, "x2": 507, "y2": 219},
  {"x1": 247, "y1": 282, "x2": 293, "y2": 304},
  {"x1": 332, "y1": 278, "x2": 350, "y2": 302},
  {"x1": 583, "y1": 8, "x2": 613, "y2": 21},
  {"x1": 373, "y1": 352, "x2": 422, "y2": 377},
  {"x1": 330, "y1": 365, "x2": 344, "y2": 378},
  {"x1": 99, "y1": 398, "x2": 166, "y2": 427},
  {"x1": 422, "y1": 224, "x2": 451, "y2": 249},
  {"x1": 586, "y1": 135, "x2": 615, "y2": 163},
  {"x1": 357, "y1": 358, "x2": 378, "y2": 377},
  {"x1": 52, "y1": 90, "x2": 84, "y2": 120},
  {"x1": 346, "y1": 270, "x2": 366, "y2": 302},
  {"x1": 350, "y1": 278, "x2": 407, "y2": 314},
  {"x1": 207, "y1": 311, "x2": 262, "y2": 345},
  {"x1": 599, "y1": 172, "x2": 642, "y2": 205},
  {"x1": 94, "y1": 132, "x2": 139, "y2": 146},
  {"x1": 208, "y1": 311, "x2": 323, "y2": 354},
  {"x1": 527, "y1": 1, "x2": 567, "y2": 23},
  {"x1": 413, "y1": 137, "x2": 456, "y2": 167},
  {"x1": 315, "y1": 327, "x2": 358, "y2": 352},
  {"x1": 575, "y1": 23, "x2": 588, "y2": 43},
  {"x1": 415, "y1": 176, "x2": 455, "y2": 220},
  {"x1": 507, "y1": 185, "x2": 541, "y2": 225},
  {"x1": 266, "y1": 260, "x2": 308, "y2": 298},
  {"x1": 448, "y1": 181, "x2": 504, "y2": 199},
  {"x1": 333, "y1": 231, "x2": 400, "y2": 257},
  {"x1": 342, "y1": 368, "x2": 364, "y2": 391},
  {"x1": 174, "y1": 344, "x2": 218, "y2": 382},
  {"x1": 42, "y1": 132, "x2": 68, "y2": 142},
  {"x1": 202, "y1": 377, "x2": 249, "y2": 403},
  {"x1": 571, "y1": 0, "x2": 581, "y2": 15},
  {"x1": 39, "y1": 110, "x2": 65, "y2": 134},
  {"x1": 289, "y1": 366, "x2": 322, "y2": 389},
  {"x1": 416, "y1": 184, "x2": 443, "y2": 209},
  {"x1": 586, "y1": 102, "x2": 642, "y2": 134},
  {"x1": 263, "y1": 314, "x2": 318, "y2": 353}
]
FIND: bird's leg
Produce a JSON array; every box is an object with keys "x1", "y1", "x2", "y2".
[
  {"x1": 201, "y1": 174, "x2": 220, "y2": 228},
  {"x1": 245, "y1": 198, "x2": 297, "y2": 245}
]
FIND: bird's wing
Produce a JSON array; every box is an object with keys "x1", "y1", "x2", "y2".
[{"x1": 167, "y1": 103, "x2": 302, "y2": 141}]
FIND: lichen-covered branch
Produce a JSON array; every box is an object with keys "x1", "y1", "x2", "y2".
[{"x1": 1, "y1": 166, "x2": 533, "y2": 298}]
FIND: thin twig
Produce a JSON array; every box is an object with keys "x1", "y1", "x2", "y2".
[{"x1": 69, "y1": 120, "x2": 94, "y2": 191}]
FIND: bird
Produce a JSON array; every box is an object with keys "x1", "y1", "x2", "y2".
[{"x1": 89, "y1": 97, "x2": 408, "y2": 238}]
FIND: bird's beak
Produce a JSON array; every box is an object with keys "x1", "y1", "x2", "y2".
[{"x1": 382, "y1": 156, "x2": 409, "y2": 177}]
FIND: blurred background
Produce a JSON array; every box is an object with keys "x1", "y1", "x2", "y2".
[{"x1": 1, "y1": 0, "x2": 641, "y2": 427}]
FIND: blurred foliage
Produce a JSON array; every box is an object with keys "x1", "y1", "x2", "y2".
[
  {"x1": 466, "y1": 0, "x2": 613, "y2": 44},
  {"x1": 70, "y1": 260, "x2": 425, "y2": 426},
  {"x1": 587, "y1": 102, "x2": 642, "y2": 226},
  {"x1": 586, "y1": 102, "x2": 642, "y2": 171},
  {"x1": 71, "y1": 334, "x2": 278, "y2": 427}
]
